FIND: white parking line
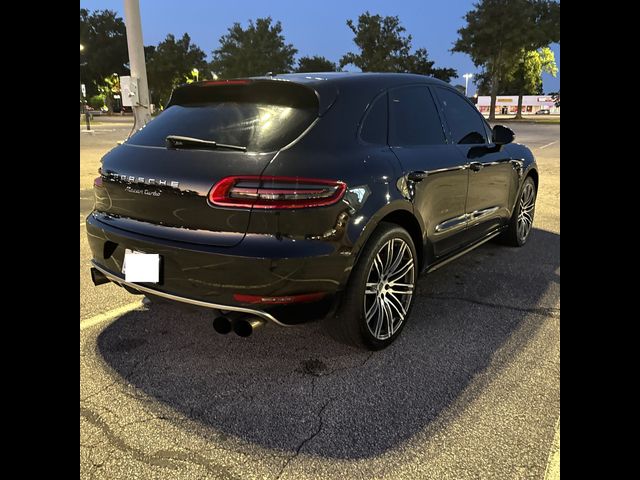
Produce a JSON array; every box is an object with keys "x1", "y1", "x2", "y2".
[
  {"x1": 539, "y1": 141, "x2": 558, "y2": 149},
  {"x1": 80, "y1": 301, "x2": 143, "y2": 331},
  {"x1": 543, "y1": 417, "x2": 560, "y2": 480}
]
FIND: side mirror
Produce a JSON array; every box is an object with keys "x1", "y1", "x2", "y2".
[{"x1": 492, "y1": 125, "x2": 515, "y2": 145}]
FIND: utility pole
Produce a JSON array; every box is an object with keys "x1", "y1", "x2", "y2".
[{"x1": 123, "y1": 0, "x2": 151, "y2": 131}]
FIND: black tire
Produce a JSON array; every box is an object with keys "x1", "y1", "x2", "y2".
[
  {"x1": 326, "y1": 222, "x2": 418, "y2": 350},
  {"x1": 500, "y1": 176, "x2": 537, "y2": 247}
]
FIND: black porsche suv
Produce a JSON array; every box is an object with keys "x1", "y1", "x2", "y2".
[{"x1": 87, "y1": 72, "x2": 538, "y2": 350}]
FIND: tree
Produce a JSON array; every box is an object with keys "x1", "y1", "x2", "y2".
[
  {"x1": 80, "y1": 9, "x2": 129, "y2": 97},
  {"x1": 505, "y1": 47, "x2": 557, "y2": 118},
  {"x1": 97, "y1": 73, "x2": 121, "y2": 113},
  {"x1": 402, "y1": 47, "x2": 457, "y2": 82},
  {"x1": 452, "y1": 0, "x2": 560, "y2": 120},
  {"x1": 473, "y1": 72, "x2": 492, "y2": 96},
  {"x1": 146, "y1": 33, "x2": 208, "y2": 108},
  {"x1": 144, "y1": 45, "x2": 156, "y2": 63},
  {"x1": 296, "y1": 55, "x2": 337, "y2": 73},
  {"x1": 339, "y1": 12, "x2": 457, "y2": 82},
  {"x1": 210, "y1": 17, "x2": 297, "y2": 78}
]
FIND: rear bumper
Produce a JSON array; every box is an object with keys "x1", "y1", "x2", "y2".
[
  {"x1": 86, "y1": 212, "x2": 352, "y2": 311},
  {"x1": 90, "y1": 261, "x2": 289, "y2": 326}
]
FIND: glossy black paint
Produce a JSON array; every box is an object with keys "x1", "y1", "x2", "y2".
[
  {"x1": 492, "y1": 124, "x2": 516, "y2": 145},
  {"x1": 87, "y1": 72, "x2": 537, "y2": 322}
]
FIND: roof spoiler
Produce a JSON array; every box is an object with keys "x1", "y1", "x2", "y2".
[{"x1": 167, "y1": 78, "x2": 338, "y2": 116}]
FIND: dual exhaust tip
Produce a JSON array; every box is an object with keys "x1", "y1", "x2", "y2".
[{"x1": 213, "y1": 313, "x2": 266, "y2": 337}]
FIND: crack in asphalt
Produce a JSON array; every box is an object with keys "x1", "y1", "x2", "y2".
[
  {"x1": 303, "y1": 350, "x2": 374, "y2": 398},
  {"x1": 81, "y1": 379, "x2": 119, "y2": 403},
  {"x1": 304, "y1": 351, "x2": 375, "y2": 379},
  {"x1": 275, "y1": 398, "x2": 333, "y2": 480},
  {"x1": 80, "y1": 403, "x2": 240, "y2": 479},
  {"x1": 82, "y1": 387, "x2": 256, "y2": 467},
  {"x1": 425, "y1": 295, "x2": 560, "y2": 318},
  {"x1": 87, "y1": 447, "x2": 116, "y2": 480},
  {"x1": 81, "y1": 336, "x2": 244, "y2": 479}
]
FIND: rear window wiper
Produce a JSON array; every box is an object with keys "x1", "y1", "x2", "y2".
[{"x1": 165, "y1": 135, "x2": 247, "y2": 152}]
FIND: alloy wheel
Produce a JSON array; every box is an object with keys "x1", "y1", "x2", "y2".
[
  {"x1": 363, "y1": 238, "x2": 415, "y2": 340},
  {"x1": 517, "y1": 181, "x2": 536, "y2": 242}
]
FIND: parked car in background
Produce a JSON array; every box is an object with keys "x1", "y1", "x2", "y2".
[
  {"x1": 536, "y1": 109, "x2": 551, "y2": 115},
  {"x1": 87, "y1": 73, "x2": 538, "y2": 350}
]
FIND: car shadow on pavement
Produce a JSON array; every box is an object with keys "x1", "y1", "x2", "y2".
[{"x1": 96, "y1": 227, "x2": 559, "y2": 459}]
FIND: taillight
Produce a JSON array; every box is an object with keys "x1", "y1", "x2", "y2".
[{"x1": 209, "y1": 176, "x2": 347, "y2": 209}]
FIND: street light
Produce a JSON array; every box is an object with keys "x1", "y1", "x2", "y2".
[{"x1": 463, "y1": 73, "x2": 473, "y2": 97}]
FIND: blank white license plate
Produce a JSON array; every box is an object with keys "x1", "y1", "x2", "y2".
[{"x1": 123, "y1": 249, "x2": 160, "y2": 283}]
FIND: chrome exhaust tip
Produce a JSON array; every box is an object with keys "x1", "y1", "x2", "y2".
[
  {"x1": 212, "y1": 315, "x2": 233, "y2": 335},
  {"x1": 233, "y1": 317, "x2": 266, "y2": 337}
]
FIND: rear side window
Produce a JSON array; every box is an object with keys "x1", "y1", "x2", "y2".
[
  {"x1": 360, "y1": 93, "x2": 388, "y2": 145},
  {"x1": 435, "y1": 87, "x2": 488, "y2": 144},
  {"x1": 389, "y1": 86, "x2": 445, "y2": 146},
  {"x1": 127, "y1": 82, "x2": 319, "y2": 152}
]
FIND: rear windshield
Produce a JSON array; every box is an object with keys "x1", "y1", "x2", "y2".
[{"x1": 127, "y1": 82, "x2": 319, "y2": 152}]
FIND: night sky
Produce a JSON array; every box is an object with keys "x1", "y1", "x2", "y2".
[{"x1": 80, "y1": 0, "x2": 560, "y2": 96}]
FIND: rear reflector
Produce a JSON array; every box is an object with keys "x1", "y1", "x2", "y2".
[
  {"x1": 233, "y1": 292, "x2": 326, "y2": 304},
  {"x1": 209, "y1": 176, "x2": 346, "y2": 209}
]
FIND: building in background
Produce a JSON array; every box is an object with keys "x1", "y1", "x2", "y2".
[{"x1": 476, "y1": 95, "x2": 559, "y2": 115}]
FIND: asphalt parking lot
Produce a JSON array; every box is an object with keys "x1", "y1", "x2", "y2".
[{"x1": 80, "y1": 116, "x2": 559, "y2": 479}]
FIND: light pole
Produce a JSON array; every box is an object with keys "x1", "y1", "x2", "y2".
[
  {"x1": 123, "y1": 0, "x2": 152, "y2": 131},
  {"x1": 80, "y1": 44, "x2": 84, "y2": 112},
  {"x1": 463, "y1": 73, "x2": 473, "y2": 97},
  {"x1": 80, "y1": 44, "x2": 90, "y2": 129}
]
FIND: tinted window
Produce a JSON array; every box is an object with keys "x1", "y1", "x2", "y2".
[
  {"x1": 127, "y1": 83, "x2": 318, "y2": 152},
  {"x1": 389, "y1": 86, "x2": 445, "y2": 146},
  {"x1": 360, "y1": 94, "x2": 387, "y2": 145},
  {"x1": 436, "y1": 87, "x2": 488, "y2": 144}
]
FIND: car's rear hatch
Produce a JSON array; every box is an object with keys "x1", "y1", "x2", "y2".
[{"x1": 94, "y1": 79, "x2": 325, "y2": 247}]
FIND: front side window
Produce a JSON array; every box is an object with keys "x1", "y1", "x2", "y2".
[
  {"x1": 436, "y1": 87, "x2": 488, "y2": 144},
  {"x1": 388, "y1": 86, "x2": 446, "y2": 146}
]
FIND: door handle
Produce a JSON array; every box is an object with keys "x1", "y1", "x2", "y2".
[
  {"x1": 407, "y1": 171, "x2": 428, "y2": 182},
  {"x1": 469, "y1": 162, "x2": 484, "y2": 172}
]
